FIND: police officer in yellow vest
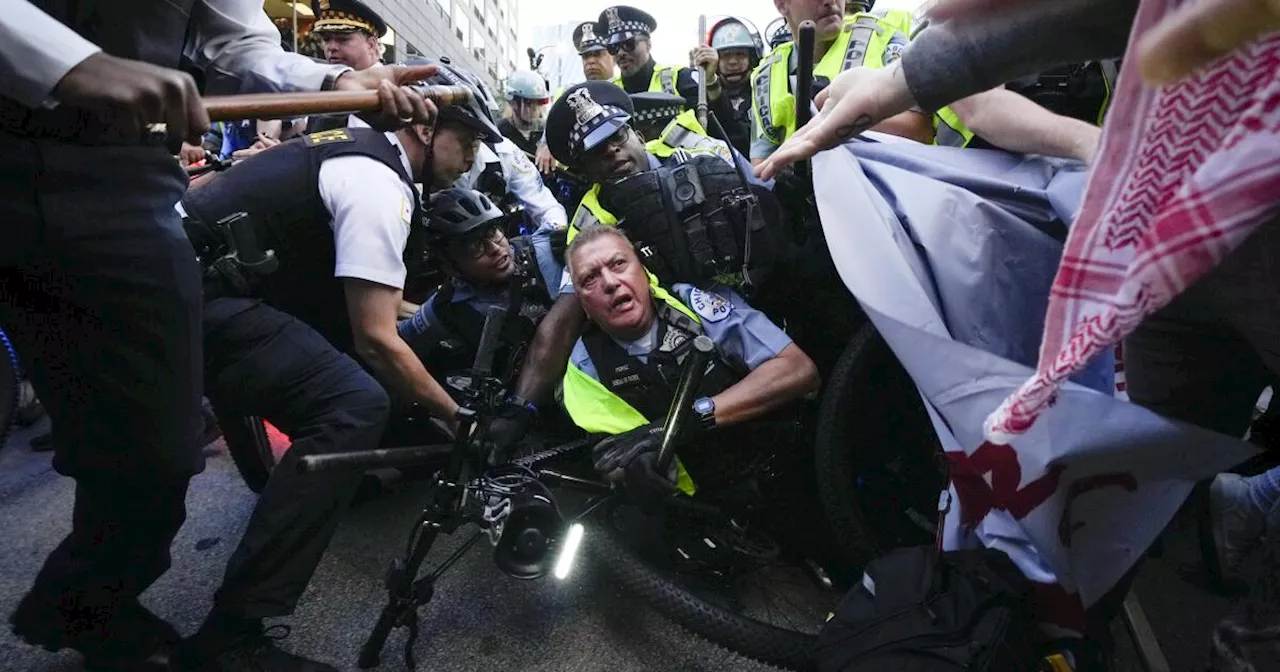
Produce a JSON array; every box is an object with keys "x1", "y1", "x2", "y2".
[
  {"x1": 751, "y1": 0, "x2": 942, "y2": 164},
  {"x1": 563, "y1": 225, "x2": 819, "y2": 497},
  {"x1": 599, "y1": 6, "x2": 720, "y2": 110}
]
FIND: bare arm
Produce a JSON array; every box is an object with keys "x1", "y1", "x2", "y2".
[
  {"x1": 871, "y1": 110, "x2": 936, "y2": 145},
  {"x1": 344, "y1": 278, "x2": 461, "y2": 428},
  {"x1": 949, "y1": 87, "x2": 1101, "y2": 163},
  {"x1": 512, "y1": 293, "x2": 588, "y2": 405},
  {"x1": 711, "y1": 344, "x2": 820, "y2": 428}
]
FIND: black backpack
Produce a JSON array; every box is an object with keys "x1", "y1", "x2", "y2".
[{"x1": 815, "y1": 546, "x2": 1042, "y2": 672}]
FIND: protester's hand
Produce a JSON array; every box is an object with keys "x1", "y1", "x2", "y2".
[
  {"x1": 690, "y1": 45, "x2": 720, "y2": 76},
  {"x1": 179, "y1": 142, "x2": 206, "y2": 167},
  {"x1": 754, "y1": 64, "x2": 916, "y2": 181},
  {"x1": 52, "y1": 52, "x2": 208, "y2": 148},
  {"x1": 535, "y1": 143, "x2": 556, "y2": 175},
  {"x1": 1138, "y1": 0, "x2": 1280, "y2": 85},
  {"x1": 334, "y1": 63, "x2": 441, "y2": 131}
]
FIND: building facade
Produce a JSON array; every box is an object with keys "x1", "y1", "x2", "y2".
[{"x1": 363, "y1": 0, "x2": 521, "y2": 97}]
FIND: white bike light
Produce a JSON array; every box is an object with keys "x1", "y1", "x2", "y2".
[{"x1": 553, "y1": 523, "x2": 585, "y2": 580}]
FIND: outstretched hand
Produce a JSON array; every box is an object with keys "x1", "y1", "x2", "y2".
[
  {"x1": 753, "y1": 63, "x2": 916, "y2": 181},
  {"x1": 334, "y1": 63, "x2": 441, "y2": 131}
]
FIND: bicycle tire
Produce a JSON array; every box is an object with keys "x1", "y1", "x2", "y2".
[
  {"x1": 814, "y1": 324, "x2": 944, "y2": 571},
  {"x1": 0, "y1": 328, "x2": 18, "y2": 450},
  {"x1": 218, "y1": 413, "x2": 276, "y2": 494},
  {"x1": 590, "y1": 519, "x2": 817, "y2": 671}
]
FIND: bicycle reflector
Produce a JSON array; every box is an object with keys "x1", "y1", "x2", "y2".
[{"x1": 553, "y1": 523, "x2": 585, "y2": 580}]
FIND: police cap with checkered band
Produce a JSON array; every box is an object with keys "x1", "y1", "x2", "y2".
[
  {"x1": 596, "y1": 6, "x2": 658, "y2": 46},
  {"x1": 545, "y1": 81, "x2": 634, "y2": 169}
]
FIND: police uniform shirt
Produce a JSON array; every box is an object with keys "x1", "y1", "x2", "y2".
[
  {"x1": 0, "y1": 1, "x2": 350, "y2": 109},
  {"x1": 318, "y1": 131, "x2": 419, "y2": 289},
  {"x1": 569, "y1": 284, "x2": 793, "y2": 382},
  {"x1": 397, "y1": 275, "x2": 509, "y2": 346},
  {"x1": 748, "y1": 30, "x2": 909, "y2": 161},
  {"x1": 456, "y1": 138, "x2": 568, "y2": 230}
]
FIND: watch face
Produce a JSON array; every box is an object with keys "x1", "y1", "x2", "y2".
[{"x1": 694, "y1": 398, "x2": 714, "y2": 414}]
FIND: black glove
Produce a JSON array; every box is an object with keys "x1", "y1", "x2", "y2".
[
  {"x1": 485, "y1": 401, "x2": 536, "y2": 464},
  {"x1": 592, "y1": 423, "x2": 678, "y2": 499}
]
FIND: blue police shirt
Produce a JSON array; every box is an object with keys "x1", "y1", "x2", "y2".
[{"x1": 570, "y1": 283, "x2": 793, "y2": 383}]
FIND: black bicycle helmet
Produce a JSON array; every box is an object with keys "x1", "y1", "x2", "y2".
[
  {"x1": 403, "y1": 57, "x2": 502, "y2": 144},
  {"x1": 426, "y1": 188, "x2": 505, "y2": 241}
]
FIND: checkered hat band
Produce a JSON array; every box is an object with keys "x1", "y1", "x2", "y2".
[
  {"x1": 569, "y1": 104, "x2": 628, "y2": 155},
  {"x1": 633, "y1": 106, "x2": 681, "y2": 122},
  {"x1": 609, "y1": 22, "x2": 650, "y2": 39}
]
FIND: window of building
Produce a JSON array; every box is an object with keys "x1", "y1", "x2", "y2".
[
  {"x1": 456, "y1": 11, "x2": 471, "y2": 47},
  {"x1": 472, "y1": 27, "x2": 485, "y2": 58},
  {"x1": 433, "y1": 0, "x2": 451, "y2": 16}
]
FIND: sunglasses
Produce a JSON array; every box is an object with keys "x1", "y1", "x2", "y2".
[{"x1": 606, "y1": 38, "x2": 642, "y2": 55}]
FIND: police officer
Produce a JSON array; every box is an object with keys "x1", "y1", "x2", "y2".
[
  {"x1": 534, "y1": 21, "x2": 617, "y2": 177},
  {"x1": 400, "y1": 188, "x2": 556, "y2": 451},
  {"x1": 173, "y1": 62, "x2": 496, "y2": 671},
  {"x1": 0, "y1": 3, "x2": 433, "y2": 671},
  {"x1": 306, "y1": 0, "x2": 388, "y2": 133},
  {"x1": 706, "y1": 17, "x2": 766, "y2": 157},
  {"x1": 751, "y1": 0, "x2": 936, "y2": 163},
  {"x1": 598, "y1": 6, "x2": 720, "y2": 110},
  {"x1": 563, "y1": 225, "x2": 819, "y2": 495},
  {"x1": 499, "y1": 70, "x2": 551, "y2": 158},
  {"x1": 494, "y1": 81, "x2": 800, "y2": 445}
]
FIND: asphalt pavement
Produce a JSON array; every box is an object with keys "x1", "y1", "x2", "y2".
[
  {"x1": 0, "y1": 416, "x2": 1246, "y2": 672},
  {"x1": 0, "y1": 419, "x2": 776, "y2": 672}
]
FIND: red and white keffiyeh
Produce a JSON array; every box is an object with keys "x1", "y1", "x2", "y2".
[{"x1": 985, "y1": 0, "x2": 1280, "y2": 444}]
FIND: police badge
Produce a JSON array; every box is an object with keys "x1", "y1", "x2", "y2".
[
  {"x1": 606, "y1": 7, "x2": 622, "y2": 34},
  {"x1": 566, "y1": 88, "x2": 605, "y2": 127},
  {"x1": 581, "y1": 22, "x2": 596, "y2": 42}
]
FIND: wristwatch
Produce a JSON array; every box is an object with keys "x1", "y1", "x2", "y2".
[{"x1": 693, "y1": 397, "x2": 716, "y2": 431}]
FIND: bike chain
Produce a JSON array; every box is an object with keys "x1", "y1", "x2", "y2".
[{"x1": 512, "y1": 437, "x2": 593, "y2": 469}]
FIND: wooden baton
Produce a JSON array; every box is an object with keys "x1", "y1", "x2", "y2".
[{"x1": 202, "y1": 85, "x2": 474, "y2": 122}]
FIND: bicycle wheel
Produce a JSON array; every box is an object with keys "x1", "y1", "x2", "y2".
[
  {"x1": 590, "y1": 496, "x2": 835, "y2": 671},
  {"x1": 217, "y1": 413, "x2": 286, "y2": 494},
  {"x1": 0, "y1": 327, "x2": 17, "y2": 449},
  {"x1": 814, "y1": 324, "x2": 945, "y2": 572}
]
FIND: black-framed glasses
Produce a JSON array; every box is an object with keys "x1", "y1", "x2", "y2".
[
  {"x1": 606, "y1": 38, "x2": 640, "y2": 55},
  {"x1": 452, "y1": 225, "x2": 505, "y2": 260}
]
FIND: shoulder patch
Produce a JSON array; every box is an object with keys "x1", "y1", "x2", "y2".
[
  {"x1": 883, "y1": 42, "x2": 906, "y2": 65},
  {"x1": 689, "y1": 287, "x2": 733, "y2": 323},
  {"x1": 303, "y1": 128, "x2": 354, "y2": 146}
]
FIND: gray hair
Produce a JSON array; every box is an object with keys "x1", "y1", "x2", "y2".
[{"x1": 564, "y1": 224, "x2": 635, "y2": 282}]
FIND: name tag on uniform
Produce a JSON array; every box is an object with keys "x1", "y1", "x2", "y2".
[{"x1": 304, "y1": 129, "x2": 354, "y2": 146}]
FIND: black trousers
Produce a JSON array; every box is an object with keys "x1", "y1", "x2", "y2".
[
  {"x1": 202, "y1": 296, "x2": 389, "y2": 619},
  {"x1": 1087, "y1": 219, "x2": 1280, "y2": 643},
  {"x1": 0, "y1": 132, "x2": 203, "y2": 611}
]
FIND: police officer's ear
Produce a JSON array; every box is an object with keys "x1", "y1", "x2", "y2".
[{"x1": 413, "y1": 123, "x2": 435, "y2": 147}]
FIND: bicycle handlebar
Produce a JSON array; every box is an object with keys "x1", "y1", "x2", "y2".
[
  {"x1": 297, "y1": 443, "x2": 455, "y2": 474},
  {"x1": 656, "y1": 335, "x2": 715, "y2": 472}
]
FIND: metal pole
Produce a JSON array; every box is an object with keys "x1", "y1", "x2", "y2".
[
  {"x1": 291, "y1": 1, "x2": 298, "y2": 53},
  {"x1": 696, "y1": 15, "x2": 709, "y2": 130}
]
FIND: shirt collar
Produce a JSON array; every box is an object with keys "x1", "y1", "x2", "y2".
[
  {"x1": 384, "y1": 131, "x2": 414, "y2": 179},
  {"x1": 612, "y1": 317, "x2": 660, "y2": 357}
]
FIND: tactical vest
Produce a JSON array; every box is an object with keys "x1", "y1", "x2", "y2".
[
  {"x1": 613, "y1": 63, "x2": 683, "y2": 95},
  {"x1": 563, "y1": 286, "x2": 739, "y2": 434},
  {"x1": 415, "y1": 237, "x2": 550, "y2": 385},
  {"x1": 752, "y1": 14, "x2": 976, "y2": 147},
  {"x1": 1004, "y1": 60, "x2": 1118, "y2": 126},
  {"x1": 182, "y1": 128, "x2": 425, "y2": 352},
  {"x1": 4, "y1": 1, "x2": 197, "y2": 139},
  {"x1": 305, "y1": 114, "x2": 352, "y2": 135}
]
